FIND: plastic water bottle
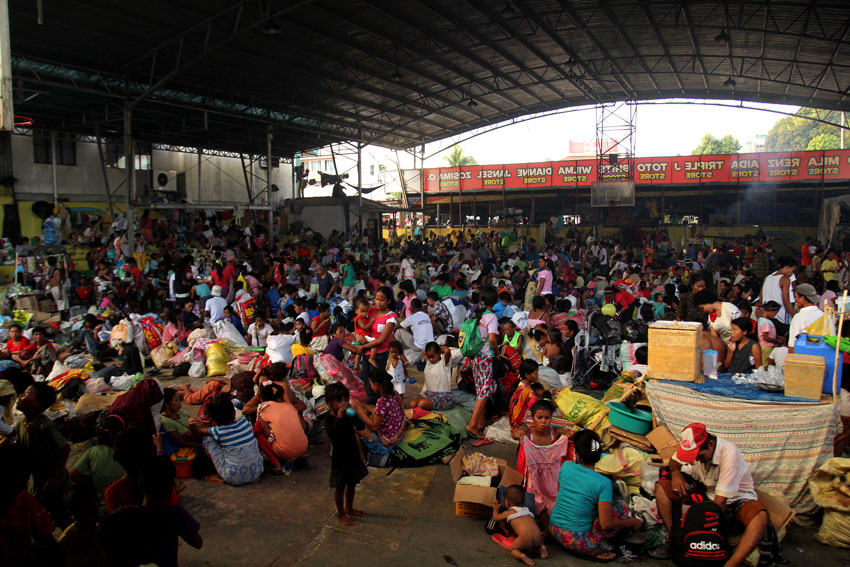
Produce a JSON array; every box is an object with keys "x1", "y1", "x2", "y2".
[{"x1": 703, "y1": 349, "x2": 718, "y2": 379}]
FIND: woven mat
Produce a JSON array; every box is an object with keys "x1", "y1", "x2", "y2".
[{"x1": 609, "y1": 425, "x2": 654, "y2": 452}]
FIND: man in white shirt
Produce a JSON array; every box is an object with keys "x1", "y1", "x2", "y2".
[
  {"x1": 788, "y1": 283, "x2": 832, "y2": 352},
  {"x1": 651, "y1": 423, "x2": 768, "y2": 566},
  {"x1": 204, "y1": 285, "x2": 228, "y2": 324},
  {"x1": 395, "y1": 298, "x2": 434, "y2": 363}
]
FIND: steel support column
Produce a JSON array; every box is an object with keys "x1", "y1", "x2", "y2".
[
  {"x1": 197, "y1": 147, "x2": 202, "y2": 203},
  {"x1": 124, "y1": 106, "x2": 135, "y2": 243},
  {"x1": 357, "y1": 138, "x2": 363, "y2": 239},
  {"x1": 267, "y1": 127, "x2": 274, "y2": 241},
  {"x1": 50, "y1": 130, "x2": 58, "y2": 206}
]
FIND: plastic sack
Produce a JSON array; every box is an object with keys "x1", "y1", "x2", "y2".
[
  {"x1": 809, "y1": 457, "x2": 850, "y2": 548},
  {"x1": 110, "y1": 373, "x2": 135, "y2": 391},
  {"x1": 213, "y1": 319, "x2": 249, "y2": 349},
  {"x1": 555, "y1": 388, "x2": 610, "y2": 432},
  {"x1": 461, "y1": 452, "x2": 499, "y2": 477},
  {"x1": 151, "y1": 341, "x2": 178, "y2": 368},
  {"x1": 233, "y1": 294, "x2": 256, "y2": 327},
  {"x1": 186, "y1": 328, "x2": 209, "y2": 349},
  {"x1": 316, "y1": 353, "x2": 366, "y2": 402},
  {"x1": 205, "y1": 342, "x2": 230, "y2": 377},
  {"x1": 140, "y1": 316, "x2": 164, "y2": 350},
  {"x1": 595, "y1": 447, "x2": 648, "y2": 496},
  {"x1": 84, "y1": 377, "x2": 111, "y2": 395},
  {"x1": 188, "y1": 361, "x2": 206, "y2": 378}
]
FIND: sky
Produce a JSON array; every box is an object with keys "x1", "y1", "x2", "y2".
[{"x1": 420, "y1": 99, "x2": 801, "y2": 167}]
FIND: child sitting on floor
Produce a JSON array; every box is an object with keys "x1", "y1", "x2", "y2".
[
  {"x1": 491, "y1": 484, "x2": 547, "y2": 566},
  {"x1": 408, "y1": 342, "x2": 458, "y2": 411},
  {"x1": 324, "y1": 382, "x2": 368, "y2": 526}
]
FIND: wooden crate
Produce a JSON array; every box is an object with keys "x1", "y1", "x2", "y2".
[
  {"x1": 784, "y1": 354, "x2": 825, "y2": 400},
  {"x1": 647, "y1": 321, "x2": 702, "y2": 381},
  {"x1": 455, "y1": 501, "x2": 492, "y2": 519}
]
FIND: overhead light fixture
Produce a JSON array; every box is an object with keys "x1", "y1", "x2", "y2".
[
  {"x1": 390, "y1": 69, "x2": 403, "y2": 81},
  {"x1": 500, "y1": 2, "x2": 516, "y2": 16},
  {"x1": 565, "y1": 57, "x2": 577, "y2": 67},
  {"x1": 467, "y1": 99, "x2": 479, "y2": 108},
  {"x1": 262, "y1": 18, "x2": 282, "y2": 35},
  {"x1": 723, "y1": 76, "x2": 736, "y2": 88},
  {"x1": 714, "y1": 29, "x2": 730, "y2": 42}
]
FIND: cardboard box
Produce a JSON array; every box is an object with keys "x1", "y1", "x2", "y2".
[
  {"x1": 14, "y1": 294, "x2": 38, "y2": 312},
  {"x1": 450, "y1": 447, "x2": 523, "y2": 516},
  {"x1": 647, "y1": 321, "x2": 703, "y2": 382},
  {"x1": 646, "y1": 425, "x2": 679, "y2": 461},
  {"x1": 38, "y1": 299, "x2": 57, "y2": 313}
]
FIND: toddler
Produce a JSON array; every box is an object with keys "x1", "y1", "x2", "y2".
[
  {"x1": 491, "y1": 484, "x2": 547, "y2": 566},
  {"x1": 324, "y1": 382, "x2": 368, "y2": 526},
  {"x1": 386, "y1": 340, "x2": 408, "y2": 395}
]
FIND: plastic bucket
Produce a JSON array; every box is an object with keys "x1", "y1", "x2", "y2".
[{"x1": 171, "y1": 448, "x2": 196, "y2": 479}]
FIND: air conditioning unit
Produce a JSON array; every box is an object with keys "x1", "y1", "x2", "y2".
[{"x1": 154, "y1": 170, "x2": 178, "y2": 192}]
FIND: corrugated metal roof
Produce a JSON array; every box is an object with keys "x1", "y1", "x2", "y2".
[{"x1": 9, "y1": 0, "x2": 850, "y2": 155}]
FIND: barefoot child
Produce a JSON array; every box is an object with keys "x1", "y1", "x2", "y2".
[
  {"x1": 324, "y1": 382, "x2": 368, "y2": 526},
  {"x1": 386, "y1": 340, "x2": 408, "y2": 395},
  {"x1": 492, "y1": 484, "x2": 547, "y2": 566},
  {"x1": 509, "y1": 360, "x2": 541, "y2": 435}
]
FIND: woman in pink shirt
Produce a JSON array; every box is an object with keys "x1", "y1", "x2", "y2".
[
  {"x1": 536, "y1": 258, "x2": 554, "y2": 295},
  {"x1": 357, "y1": 287, "x2": 398, "y2": 404}
]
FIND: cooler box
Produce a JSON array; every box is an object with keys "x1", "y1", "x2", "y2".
[{"x1": 792, "y1": 334, "x2": 843, "y2": 394}]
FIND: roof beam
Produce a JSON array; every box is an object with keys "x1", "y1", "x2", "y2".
[
  {"x1": 637, "y1": 0, "x2": 685, "y2": 94},
  {"x1": 469, "y1": 0, "x2": 601, "y2": 102},
  {"x1": 364, "y1": 0, "x2": 547, "y2": 106},
  {"x1": 808, "y1": 15, "x2": 850, "y2": 104},
  {"x1": 783, "y1": 2, "x2": 813, "y2": 99},
  {"x1": 597, "y1": 0, "x2": 661, "y2": 93},
  {"x1": 679, "y1": 3, "x2": 711, "y2": 92},
  {"x1": 555, "y1": 0, "x2": 636, "y2": 98}
]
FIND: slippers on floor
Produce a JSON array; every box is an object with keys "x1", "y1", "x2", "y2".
[
  {"x1": 464, "y1": 427, "x2": 483, "y2": 440},
  {"x1": 492, "y1": 533, "x2": 516, "y2": 551},
  {"x1": 472, "y1": 437, "x2": 494, "y2": 447}
]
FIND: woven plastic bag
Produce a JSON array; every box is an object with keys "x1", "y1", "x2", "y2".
[
  {"x1": 809, "y1": 457, "x2": 850, "y2": 548},
  {"x1": 205, "y1": 342, "x2": 230, "y2": 377},
  {"x1": 151, "y1": 341, "x2": 178, "y2": 368},
  {"x1": 555, "y1": 388, "x2": 610, "y2": 432}
]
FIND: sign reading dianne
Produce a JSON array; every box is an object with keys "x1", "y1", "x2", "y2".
[{"x1": 422, "y1": 150, "x2": 850, "y2": 192}]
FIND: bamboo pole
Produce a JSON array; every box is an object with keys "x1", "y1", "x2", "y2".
[{"x1": 832, "y1": 289, "x2": 848, "y2": 402}]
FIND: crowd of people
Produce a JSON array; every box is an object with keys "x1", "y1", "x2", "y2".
[{"x1": 0, "y1": 211, "x2": 847, "y2": 566}]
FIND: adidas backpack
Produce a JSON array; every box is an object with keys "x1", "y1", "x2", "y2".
[{"x1": 672, "y1": 498, "x2": 730, "y2": 567}]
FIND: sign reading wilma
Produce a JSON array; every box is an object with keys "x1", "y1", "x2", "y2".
[{"x1": 423, "y1": 150, "x2": 850, "y2": 192}]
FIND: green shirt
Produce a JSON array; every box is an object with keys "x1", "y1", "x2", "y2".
[
  {"x1": 162, "y1": 409, "x2": 191, "y2": 437},
  {"x1": 342, "y1": 264, "x2": 356, "y2": 287},
  {"x1": 15, "y1": 414, "x2": 70, "y2": 499},
  {"x1": 72, "y1": 444, "x2": 124, "y2": 505},
  {"x1": 433, "y1": 283, "x2": 452, "y2": 298}
]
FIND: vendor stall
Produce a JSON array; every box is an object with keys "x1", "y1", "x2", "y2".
[{"x1": 647, "y1": 377, "x2": 838, "y2": 520}]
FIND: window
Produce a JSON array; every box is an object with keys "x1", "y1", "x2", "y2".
[
  {"x1": 105, "y1": 139, "x2": 151, "y2": 170},
  {"x1": 32, "y1": 131, "x2": 76, "y2": 165},
  {"x1": 370, "y1": 164, "x2": 375, "y2": 176}
]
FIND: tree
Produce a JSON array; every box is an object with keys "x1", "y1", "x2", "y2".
[
  {"x1": 691, "y1": 133, "x2": 742, "y2": 155},
  {"x1": 806, "y1": 133, "x2": 840, "y2": 151},
  {"x1": 444, "y1": 145, "x2": 477, "y2": 166},
  {"x1": 764, "y1": 107, "x2": 845, "y2": 151}
]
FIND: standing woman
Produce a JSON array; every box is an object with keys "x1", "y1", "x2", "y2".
[
  {"x1": 356, "y1": 286, "x2": 398, "y2": 404},
  {"x1": 536, "y1": 258, "x2": 554, "y2": 296},
  {"x1": 465, "y1": 286, "x2": 500, "y2": 439}
]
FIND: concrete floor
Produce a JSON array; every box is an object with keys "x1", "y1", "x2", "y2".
[{"x1": 154, "y1": 371, "x2": 848, "y2": 567}]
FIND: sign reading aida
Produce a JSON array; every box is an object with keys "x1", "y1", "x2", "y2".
[{"x1": 422, "y1": 149, "x2": 850, "y2": 192}]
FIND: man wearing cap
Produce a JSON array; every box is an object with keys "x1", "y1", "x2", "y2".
[
  {"x1": 204, "y1": 285, "x2": 228, "y2": 326},
  {"x1": 651, "y1": 423, "x2": 767, "y2": 566},
  {"x1": 788, "y1": 283, "x2": 832, "y2": 352}
]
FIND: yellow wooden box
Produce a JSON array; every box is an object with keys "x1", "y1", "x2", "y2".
[
  {"x1": 647, "y1": 321, "x2": 703, "y2": 381},
  {"x1": 784, "y1": 354, "x2": 826, "y2": 400}
]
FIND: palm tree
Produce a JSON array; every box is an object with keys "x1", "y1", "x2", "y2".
[{"x1": 444, "y1": 146, "x2": 477, "y2": 167}]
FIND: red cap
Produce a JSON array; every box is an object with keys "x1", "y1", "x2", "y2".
[{"x1": 674, "y1": 423, "x2": 708, "y2": 464}]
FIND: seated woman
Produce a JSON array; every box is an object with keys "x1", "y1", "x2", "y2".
[
  {"x1": 248, "y1": 381, "x2": 308, "y2": 475},
  {"x1": 549, "y1": 430, "x2": 642, "y2": 562},
  {"x1": 543, "y1": 328, "x2": 570, "y2": 373},
  {"x1": 350, "y1": 369, "x2": 404, "y2": 457},
  {"x1": 160, "y1": 388, "x2": 202, "y2": 449},
  {"x1": 527, "y1": 296, "x2": 551, "y2": 331}
]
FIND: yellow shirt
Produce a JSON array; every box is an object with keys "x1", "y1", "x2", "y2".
[{"x1": 822, "y1": 259, "x2": 838, "y2": 281}]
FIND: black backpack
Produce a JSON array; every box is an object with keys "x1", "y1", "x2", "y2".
[{"x1": 672, "y1": 498, "x2": 730, "y2": 567}]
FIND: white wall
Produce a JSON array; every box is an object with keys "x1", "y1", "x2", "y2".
[
  {"x1": 291, "y1": 203, "x2": 352, "y2": 235},
  {"x1": 11, "y1": 134, "x2": 294, "y2": 204}
]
